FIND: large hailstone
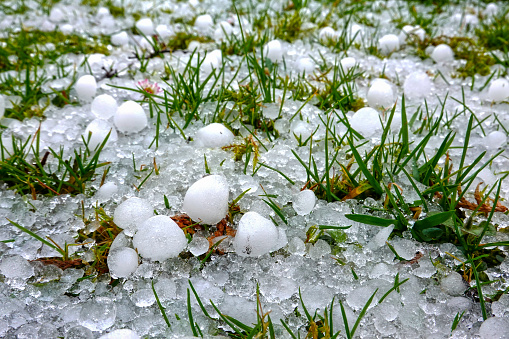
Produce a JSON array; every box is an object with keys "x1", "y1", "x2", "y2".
[
  {"x1": 83, "y1": 119, "x2": 118, "y2": 151},
  {"x1": 378, "y1": 34, "x2": 400, "y2": 55},
  {"x1": 263, "y1": 40, "x2": 284, "y2": 62},
  {"x1": 75, "y1": 75, "x2": 97, "y2": 101},
  {"x1": 183, "y1": 175, "x2": 229, "y2": 224},
  {"x1": 91, "y1": 94, "x2": 118, "y2": 119},
  {"x1": 431, "y1": 44, "x2": 454, "y2": 64},
  {"x1": 133, "y1": 215, "x2": 187, "y2": 261},
  {"x1": 488, "y1": 79, "x2": 509, "y2": 103},
  {"x1": 135, "y1": 18, "x2": 155, "y2": 36},
  {"x1": 349, "y1": 107, "x2": 382, "y2": 137},
  {"x1": 194, "y1": 14, "x2": 214, "y2": 31},
  {"x1": 367, "y1": 79, "x2": 395, "y2": 109},
  {"x1": 114, "y1": 101, "x2": 148, "y2": 133},
  {"x1": 113, "y1": 197, "x2": 154, "y2": 236},
  {"x1": 107, "y1": 247, "x2": 139, "y2": 278},
  {"x1": 292, "y1": 189, "x2": 316, "y2": 215},
  {"x1": 404, "y1": 71, "x2": 432, "y2": 99},
  {"x1": 195, "y1": 123, "x2": 234, "y2": 148},
  {"x1": 233, "y1": 212, "x2": 279, "y2": 257}
]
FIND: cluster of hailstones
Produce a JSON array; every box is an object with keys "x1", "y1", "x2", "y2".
[{"x1": 106, "y1": 173, "x2": 304, "y2": 279}]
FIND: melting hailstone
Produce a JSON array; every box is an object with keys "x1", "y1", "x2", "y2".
[
  {"x1": 99, "y1": 329, "x2": 140, "y2": 339},
  {"x1": 233, "y1": 211, "x2": 279, "y2": 257},
  {"x1": 113, "y1": 197, "x2": 154, "y2": 236},
  {"x1": 83, "y1": 119, "x2": 117, "y2": 151},
  {"x1": 133, "y1": 215, "x2": 187, "y2": 261},
  {"x1": 349, "y1": 107, "x2": 382, "y2": 137},
  {"x1": 107, "y1": 247, "x2": 139, "y2": 278},
  {"x1": 75, "y1": 75, "x2": 97, "y2": 101},
  {"x1": 488, "y1": 79, "x2": 509, "y2": 103},
  {"x1": 292, "y1": 189, "x2": 316, "y2": 215}
]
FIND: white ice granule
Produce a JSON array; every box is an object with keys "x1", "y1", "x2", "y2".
[
  {"x1": 263, "y1": 40, "x2": 284, "y2": 62},
  {"x1": 404, "y1": 71, "x2": 432, "y2": 99},
  {"x1": 135, "y1": 18, "x2": 154, "y2": 36},
  {"x1": 83, "y1": 119, "x2": 117, "y2": 150},
  {"x1": 367, "y1": 79, "x2": 395, "y2": 109},
  {"x1": 488, "y1": 79, "x2": 509, "y2": 103},
  {"x1": 349, "y1": 107, "x2": 382, "y2": 137},
  {"x1": 431, "y1": 44, "x2": 454, "y2": 63}
]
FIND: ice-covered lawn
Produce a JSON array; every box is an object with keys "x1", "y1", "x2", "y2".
[{"x1": 0, "y1": 0, "x2": 509, "y2": 338}]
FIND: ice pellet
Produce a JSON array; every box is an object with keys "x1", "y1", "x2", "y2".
[
  {"x1": 378, "y1": 34, "x2": 400, "y2": 55},
  {"x1": 431, "y1": 44, "x2": 454, "y2": 63},
  {"x1": 440, "y1": 272, "x2": 466, "y2": 296},
  {"x1": 188, "y1": 235, "x2": 210, "y2": 256},
  {"x1": 479, "y1": 317, "x2": 509, "y2": 339},
  {"x1": 99, "y1": 329, "x2": 140, "y2": 339},
  {"x1": 263, "y1": 40, "x2": 284, "y2": 62},
  {"x1": 135, "y1": 18, "x2": 154, "y2": 36}
]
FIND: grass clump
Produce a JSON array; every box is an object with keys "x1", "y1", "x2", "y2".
[{"x1": 80, "y1": 0, "x2": 125, "y2": 17}]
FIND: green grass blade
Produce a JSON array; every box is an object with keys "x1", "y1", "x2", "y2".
[{"x1": 152, "y1": 280, "x2": 171, "y2": 328}]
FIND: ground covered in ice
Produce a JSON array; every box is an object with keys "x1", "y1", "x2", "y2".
[{"x1": 0, "y1": 0, "x2": 509, "y2": 338}]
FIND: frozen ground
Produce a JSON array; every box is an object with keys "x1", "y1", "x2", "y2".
[{"x1": 0, "y1": 0, "x2": 509, "y2": 338}]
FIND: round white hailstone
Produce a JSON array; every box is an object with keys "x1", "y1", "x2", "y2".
[
  {"x1": 413, "y1": 26, "x2": 426, "y2": 41},
  {"x1": 113, "y1": 197, "x2": 154, "y2": 236},
  {"x1": 479, "y1": 317, "x2": 509, "y2": 339},
  {"x1": 135, "y1": 18, "x2": 155, "y2": 36},
  {"x1": 350, "y1": 24, "x2": 363, "y2": 40},
  {"x1": 91, "y1": 94, "x2": 118, "y2": 119},
  {"x1": 133, "y1": 215, "x2": 187, "y2": 261},
  {"x1": 75, "y1": 75, "x2": 97, "y2": 101},
  {"x1": 214, "y1": 21, "x2": 233, "y2": 40},
  {"x1": 114, "y1": 101, "x2": 147, "y2": 134},
  {"x1": 79, "y1": 297, "x2": 116, "y2": 331},
  {"x1": 0, "y1": 255, "x2": 34, "y2": 279},
  {"x1": 296, "y1": 57, "x2": 315, "y2": 74},
  {"x1": 292, "y1": 189, "x2": 316, "y2": 215},
  {"x1": 188, "y1": 40, "x2": 201, "y2": 51},
  {"x1": 319, "y1": 26, "x2": 336, "y2": 42},
  {"x1": 263, "y1": 40, "x2": 284, "y2": 62},
  {"x1": 485, "y1": 3, "x2": 498, "y2": 17},
  {"x1": 60, "y1": 24, "x2": 73, "y2": 35},
  {"x1": 99, "y1": 329, "x2": 140, "y2": 339},
  {"x1": 156, "y1": 24, "x2": 173, "y2": 40},
  {"x1": 399, "y1": 25, "x2": 415, "y2": 43},
  {"x1": 188, "y1": 235, "x2": 210, "y2": 256},
  {"x1": 107, "y1": 247, "x2": 139, "y2": 278},
  {"x1": 97, "y1": 7, "x2": 110, "y2": 17},
  {"x1": 201, "y1": 54, "x2": 220, "y2": 74},
  {"x1": 83, "y1": 119, "x2": 118, "y2": 151},
  {"x1": 95, "y1": 182, "x2": 118, "y2": 201},
  {"x1": 183, "y1": 175, "x2": 230, "y2": 224},
  {"x1": 195, "y1": 14, "x2": 214, "y2": 31},
  {"x1": 367, "y1": 79, "x2": 395, "y2": 109},
  {"x1": 340, "y1": 57, "x2": 356, "y2": 72},
  {"x1": 209, "y1": 49, "x2": 223, "y2": 65},
  {"x1": 440, "y1": 272, "x2": 466, "y2": 296},
  {"x1": 49, "y1": 7, "x2": 65, "y2": 23},
  {"x1": 0, "y1": 94, "x2": 5, "y2": 119},
  {"x1": 431, "y1": 44, "x2": 454, "y2": 63},
  {"x1": 111, "y1": 31, "x2": 129, "y2": 46},
  {"x1": 488, "y1": 79, "x2": 509, "y2": 102},
  {"x1": 233, "y1": 212, "x2": 279, "y2": 257},
  {"x1": 486, "y1": 130, "x2": 507, "y2": 149},
  {"x1": 195, "y1": 123, "x2": 234, "y2": 148},
  {"x1": 404, "y1": 71, "x2": 432, "y2": 99},
  {"x1": 378, "y1": 34, "x2": 400, "y2": 55},
  {"x1": 349, "y1": 107, "x2": 382, "y2": 137}
]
